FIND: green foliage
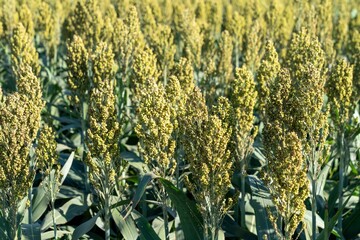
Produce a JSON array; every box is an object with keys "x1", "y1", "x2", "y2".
[{"x1": 0, "y1": 0, "x2": 359, "y2": 240}]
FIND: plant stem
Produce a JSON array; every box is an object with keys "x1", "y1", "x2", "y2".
[
  {"x1": 51, "y1": 196, "x2": 57, "y2": 239},
  {"x1": 28, "y1": 187, "x2": 32, "y2": 224},
  {"x1": 311, "y1": 178, "x2": 317, "y2": 240},
  {"x1": 11, "y1": 204, "x2": 17, "y2": 240},
  {"x1": 162, "y1": 188, "x2": 169, "y2": 240},
  {"x1": 81, "y1": 101, "x2": 90, "y2": 194},
  {"x1": 240, "y1": 156, "x2": 246, "y2": 228},
  {"x1": 337, "y1": 131, "x2": 345, "y2": 236},
  {"x1": 104, "y1": 174, "x2": 111, "y2": 240},
  {"x1": 28, "y1": 157, "x2": 34, "y2": 225}
]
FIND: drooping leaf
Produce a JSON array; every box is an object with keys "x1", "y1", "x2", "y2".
[
  {"x1": 124, "y1": 172, "x2": 158, "y2": 218},
  {"x1": 60, "y1": 151, "x2": 75, "y2": 185},
  {"x1": 316, "y1": 191, "x2": 353, "y2": 240},
  {"x1": 304, "y1": 210, "x2": 325, "y2": 229},
  {"x1": 120, "y1": 151, "x2": 149, "y2": 173},
  {"x1": 72, "y1": 212, "x2": 101, "y2": 240},
  {"x1": 41, "y1": 196, "x2": 89, "y2": 231},
  {"x1": 0, "y1": 215, "x2": 11, "y2": 239},
  {"x1": 159, "y1": 178, "x2": 203, "y2": 240},
  {"x1": 131, "y1": 210, "x2": 161, "y2": 240},
  {"x1": 343, "y1": 204, "x2": 360, "y2": 239},
  {"x1": 111, "y1": 207, "x2": 139, "y2": 240},
  {"x1": 317, "y1": 159, "x2": 334, "y2": 197},
  {"x1": 41, "y1": 230, "x2": 71, "y2": 239},
  {"x1": 221, "y1": 215, "x2": 257, "y2": 240},
  {"x1": 31, "y1": 186, "x2": 51, "y2": 223},
  {"x1": 152, "y1": 217, "x2": 166, "y2": 239},
  {"x1": 21, "y1": 223, "x2": 41, "y2": 240}
]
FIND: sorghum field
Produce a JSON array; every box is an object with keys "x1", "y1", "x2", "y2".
[{"x1": 0, "y1": 0, "x2": 359, "y2": 239}]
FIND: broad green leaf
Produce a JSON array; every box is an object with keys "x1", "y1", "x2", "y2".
[
  {"x1": 17, "y1": 195, "x2": 28, "y2": 225},
  {"x1": 218, "y1": 229, "x2": 225, "y2": 240},
  {"x1": 327, "y1": 181, "x2": 339, "y2": 216},
  {"x1": 60, "y1": 151, "x2": 75, "y2": 185},
  {"x1": 56, "y1": 143, "x2": 72, "y2": 152},
  {"x1": 0, "y1": 215, "x2": 11, "y2": 239},
  {"x1": 221, "y1": 215, "x2": 257, "y2": 240},
  {"x1": 131, "y1": 210, "x2": 161, "y2": 240},
  {"x1": 72, "y1": 212, "x2": 101, "y2": 240},
  {"x1": 152, "y1": 217, "x2": 166, "y2": 239},
  {"x1": 120, "y1": 150, "x2": 149, "y2": 174},
  {"x1": 343, "y1": 204, "x2": 360, "y2": 239},
  {"x1": 41, "y1": 196, "x2": 88, "y2": 231},
  {"x1": 248, "y1": 175, "x2": 279, "y2": 240},
  {"x1": 316, "y1": 191, "x2": 353, "y2": 240},
  {"x1": 41, "y1": 230, "x2": 71, "y2": 239},
  {"x1": 317, "y1": 159, "x2": 334, "y2": 197},
  {"x1": 21, "y1": 223, "x2": 41, "y2": 240},
  {"x1": 57, "y1": 185, "x2": 84, "y2": 199},
  {"x1": 28, "y1": 186, "x2": 50, "y2": 222},
  {"x1": 111, "y1": 207, "x2": 139, "y2": 240},
  {"x1": 57, "y1": 123, "x2": 82, "y2": 134},
  {"x1": 159, "y1": 178, "x2": 203, "y2": 240},
  {"x1": 124, "y1": 172, "x2": 158, "y2": 218},
  {"x1": 304, "y1": 210, "x2": 325, "y2": 229},
  {"x1": 52, "y1": 116, "x2": 80, "y2": 124}
]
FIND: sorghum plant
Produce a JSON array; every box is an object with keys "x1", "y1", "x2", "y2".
[
  {"x1": 0, "y1": 24, "x2": 43, "y2": 239},
  {"x1": 35, "y1": 124, "x2": 60, "y2": 239},
  {"x1": 327, "y1": 58, "x2": 353, "y2": 127},
  {"x1": 135, "y1": 78, "x2": 176, "y2": 178},
  {"x1": 176, "y1": 8, "x2": 203, "y2": 70},
  {"x1": 326, "y1": 58, "x2": 353, "y2": 234},
  {"x1": 256, "y1": 40, "x2": 281, "y2": 119},
  {"x1": 11, "y1": 24, "x2": 40, "y2": 79},
  {"x1": 66, "y1": 35, "x2": 91, "y2": 193},
  {"x1": 286, "y1": 29, "x2": 329, "y2": 239},
  {"x1": 228, "y1": 66, "x2": 257, "y2": 227},
  {"x1": 263, "y1": 69, "x2": 309, "y2": 240},
  {"x1": 134, "y1": 50, "x2": 176, "y2": 239},
  {"x1": 35, "y1": 1, "x2": 61, "y2": 61},
  {"x1": 86, "y1": 42, "x2": 122, "y2": 240},
  {"x1": 17, "y1": 4, "x2": 34, "y2": 38},
  {"x1": 224, "y1": 10, "x2": 245, "y2": 68},
  {"x1": 182, "y1": 87, "x2": 233, "y2": 240},
  {"x1": 112, "y1": 5, "x2": 145, "y2": 83},
  {"x1": 66, "y1": 0, "x2": 111, "y2": 51},
  {"x1": 142, "y1": 7, "x2": 175, "y2": 83}
]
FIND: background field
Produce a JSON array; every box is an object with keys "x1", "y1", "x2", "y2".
[{"x1": 0, "y1": 0, "x2": 360, "y2": 239}]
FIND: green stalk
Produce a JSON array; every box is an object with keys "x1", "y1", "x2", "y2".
[
  {"x1": 239, "y1": 147, "x2": 247, "y2": 229},
  {"x1": 11, "y1": 204, "x2": 17, "y2": 240},
  {"x1": 337, "y1": 130, "x2": 345, "y2": 236},
  {"x1": 104, "y1": 173, "x2": 111, "y2": 240},
  {"x1": 211, "y1": 225, "x2": 217, "y2": 240},
  {"x1": 50, "y1": 174, "x2": 57, "y2": 240},
  {"x1": 311, "y1": 178, "x2": 317, "y2": 240},
  {"x1": 28, "y1": 157, "x2": 34, "y2": 225},
  {"x1": 27, "y1": 185, "x2": 32, "y2": 225},
  {"x1": 51, "y1": 195, "x2": 57, "y2": 239},
  {"x1": 162, "y1": 187, "x2": 169, "y2": 240},
  {"x1": 240, "y1": 164, "x2": 246, "y2": 228},
  {"x1": 81, "y1": 101, "x2": 90, "y2": 194},
  {"x1": 311, "y1": 141, "x2": 318, "y2": 240}
]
